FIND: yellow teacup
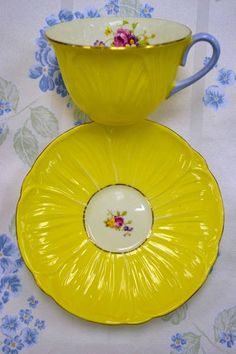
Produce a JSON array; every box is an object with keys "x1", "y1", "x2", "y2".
[{"x1": 46, "y1": 17, "x2": 220, "y2": 126}]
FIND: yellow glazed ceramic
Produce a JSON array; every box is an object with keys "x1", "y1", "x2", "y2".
[
  {"x1": 45, "y1": 17, "x2": 220, "y2": 126},
  {"x1": 16, "y1": 121, "x2": 224, "y2": 324}
]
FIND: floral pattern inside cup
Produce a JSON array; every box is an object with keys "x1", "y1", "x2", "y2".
[{"x1": 94, "y1": 20, "x2": 156, "y2": 47}]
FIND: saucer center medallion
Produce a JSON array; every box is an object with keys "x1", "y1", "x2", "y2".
[{"x1": 84, "y1": 185, "x2": 153, "y2": 253}]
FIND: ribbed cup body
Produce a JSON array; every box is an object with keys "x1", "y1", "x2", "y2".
[{"x1": 52, "y1": 37, "x2": 191, "y2": 125}]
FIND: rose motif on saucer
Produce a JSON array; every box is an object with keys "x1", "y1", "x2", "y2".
[
  {"x1": 104, "y1": 210, "x2": 133, "y2": 237},
  {"x1": 17, "y1": 121, "x2": 224, "y2": 324}
]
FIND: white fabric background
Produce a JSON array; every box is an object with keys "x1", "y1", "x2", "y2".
[{"x1": 0, "y1": 1, "x2": 236, "y2": 353}]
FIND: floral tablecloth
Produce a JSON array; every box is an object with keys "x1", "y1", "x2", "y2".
[{"x1": 0, "y1": 1, "x2": 236, "y2": 353}]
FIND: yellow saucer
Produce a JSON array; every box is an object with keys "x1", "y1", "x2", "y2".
[{"x1": 16, "y1": 121, "x2": 224, "y2": 324}]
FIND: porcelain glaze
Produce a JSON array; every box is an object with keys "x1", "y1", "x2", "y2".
[
  {"x1": 46, "y1": 18, "x2": 220, "y2": 126},
  {"x1": 84, "y1": 184, "x2": 153, "y2": 253},
  {"x1": 16, "y1": 121, "x2": 224, "y2": 324}
]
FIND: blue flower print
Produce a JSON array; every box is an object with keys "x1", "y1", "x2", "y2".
[
  {"x1": 0, "y1": 276, "x2": 21, "y2": 309},
  {"x1": 203, "y1": 56, "x2": 218, "y2": 68},
  {"x1": 140, "y1": 3, "x2": 154, "y2": 18},
  {"x1": 2, "y1": 291, "x2": 10, "y2": 304},
  {"x1": 55, "y1": 73, "x2": 68, "y2": 97},
  {"x1": 38, "y1": 27, "x2": 48, "y2": 40},
  {"x1": 45, "y1": 14, "x2": 60, "y2": 27},
  {"x1": 217, "y1": 68, "x2": 235, "y2": 86},
  {"x1": 105, "y1": 0, "x2": 119, "y2": 15},
  {"x1": 2, "y1": 336, "x2": 24, "y2": 354},
  {"x1": 19, "y1": 310, "x2": 33, "y2": 325},
  {"x1": 34, "y1": 319, "x2": 45, "y2": 331},
  {"x1": 74, "y1": 11, "x2": 85, "y2": 19},
  {"x1": 20, "y1": 328, "x2": 38, "y2": 347},
  {"x1": 31, "y1": 60, "x2": 56, "y2": 83},
  {"x1": 171, "y1": 333, "x2": 187, "y2": 352},
  {"x1": 30, "y1": 9, "x2": 79, "y2": 94},
  {"x1": 27, "y1": 296, "x2": 38, "y2": 309},
  {"x1": 58, "y1": 9, "x2": 74, "y2": 22},
  {"x1": 45, "y1": 9, "x2": 74, "y2": 27},
  {"x1": 29, "y1": 47, "x2": 58, "y2": 92},
  {"x1": 0, "y1": 315, "x2": 20, "y2": 337},
  {"x1": 36, "y1": 35, "x2": 47, "y2": 50},
  {"x1": 0, "y1": 232, "x2": 21, "y2": 308},
  {"x1": 0, "y1": 299, "x2": 45, "y2": 351},
  {"x1": 74, "y1": 120, "x2": 84, "y2": 126},
  {"x1": 0, "y1": 275, "x2": 21, "y2": 295},
  {"x1": 15, "y1": 258, "x2": 24, "y2": 270},
  {"x1": 202, "y1": 85, "x2": 225, "y2": 111},
  {"x1": 86, "y1": 8, "x2": 101, "y2": 18},
  {"x1": 219, "y1": 331, "x2": 236, "y2": 348},
  {"x1": 0, "y1": 100, "x2": 12, "y2": 116},
  {"x1": 0, "y1": 234, "x2": 20, "y2": 275},
  {"x1": 67, "y1": 100, "x2": 73, "y2": 109}
]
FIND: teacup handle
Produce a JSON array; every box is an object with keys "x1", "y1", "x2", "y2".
[{"x1": 170, "y1": 33, "x2": 220, "y2": 96}]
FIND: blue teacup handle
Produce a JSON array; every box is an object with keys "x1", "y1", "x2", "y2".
[{"x1": 170, "y1": 33, "x2": 220, "y2": 96}]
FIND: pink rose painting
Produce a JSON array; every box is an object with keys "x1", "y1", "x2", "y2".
[
  {"x1": 93, "y1": 20, "x2": 156, "y2": 47},
  {"x1": 113, "y1": 28, "x2": 139, "y2": 47},
  {"x1": 104, "y1": 210, "x2": 133, "y2": 237}
]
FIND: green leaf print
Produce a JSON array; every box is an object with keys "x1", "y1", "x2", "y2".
[
  {"x1": 30, "y1": 106, "x2": 59, "y2": 138},
  {"x1": 0, "y1": 124, "x2": 9, "y2": 145},
  {"x1": 74, "y1": 106, "x2": 91, "y2": 124},
  {"x1": 214, "y1": 306, "x2": 236, "y2": 342},
  {"x1": 9, "y1": 213, "x2": 16, "y2": 238},
  {"x1": 163, "y1": 304, "x2": 188, "y2": 325},
  {"x1": 0, "y1": 77, "x2": 19, "y2": 111},
  {"x1": 13, "y1": 127, "x2": 38, "y2": 166},
  {"x1": 119, "y1": 0, "x2": 141, "y2": 16},
  {"x1": 182, "y1": 332, "x2": 201, "y2": 354}
]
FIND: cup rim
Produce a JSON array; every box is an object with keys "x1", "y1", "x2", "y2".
[{"x1": 45, "y1": 17, "x2": 192, "y2": 49}]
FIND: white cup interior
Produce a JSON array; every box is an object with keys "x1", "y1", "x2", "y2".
[{"x1": 46, "y1": 17, "x2": 191, "y2": 47}]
